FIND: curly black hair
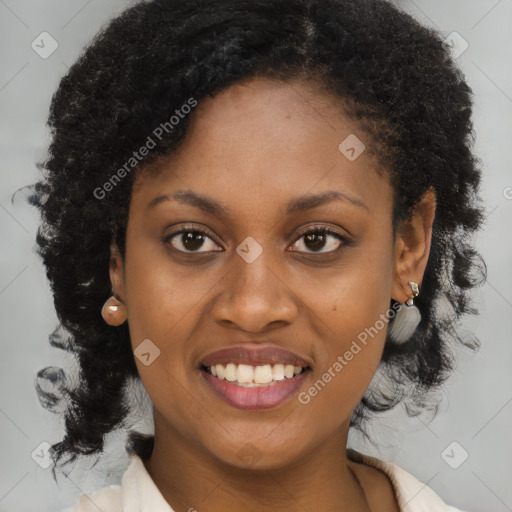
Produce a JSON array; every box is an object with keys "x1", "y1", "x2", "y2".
[{"x1": 31, "y1": 0, "x2": 486, "y2": 480}]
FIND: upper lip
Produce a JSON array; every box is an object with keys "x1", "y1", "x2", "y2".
[{"x1": 200, "y1": 344, "x2": 311, "y2": 368}]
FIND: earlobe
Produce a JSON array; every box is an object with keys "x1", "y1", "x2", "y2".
[
  {"x1": 391, "y1": 188, "x2": 436, "y2": 302},
  {"x1": 102, "y1": 243, "x2": 127, "y2": 326}
]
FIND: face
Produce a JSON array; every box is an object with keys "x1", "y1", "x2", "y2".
[{"x1": 109, "y1": 77, "x2": 433, "y2": 470}]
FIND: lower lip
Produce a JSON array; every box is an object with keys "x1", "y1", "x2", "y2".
[{"x1": 200, "y1": 369, "x2": 311, "y2": 410}]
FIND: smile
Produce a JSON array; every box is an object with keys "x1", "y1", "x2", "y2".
[
  {"x1": 202, "y1": 363, "x2": 309, "y2": 386},
  {"x1": 199, "y1": 344, "x2": 312, "y2": 410}
]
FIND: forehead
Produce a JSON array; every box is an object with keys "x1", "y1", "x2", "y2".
[{"x1": 131, "y1": 77, "x2": 392, "y2": 220}]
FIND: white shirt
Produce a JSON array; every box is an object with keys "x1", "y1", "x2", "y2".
[{"x1": 61, "y1": 451, "x2": 466, "y2": 512}]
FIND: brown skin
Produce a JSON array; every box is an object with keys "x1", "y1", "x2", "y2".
[{"x1": 106, "y1": 77, "x2": 435, "y2": 512}]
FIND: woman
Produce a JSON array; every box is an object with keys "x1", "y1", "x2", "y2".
[{"x1": 32, "y1": 0, "x2": 485, "y2": 510}]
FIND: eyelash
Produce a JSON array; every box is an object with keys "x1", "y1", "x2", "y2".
[
  {"x1": 162, "y1": 224, "x2": 351, "y2": 255},
  {"x1": 292, "y1": 226, "x2": 351, "y2": 253}
]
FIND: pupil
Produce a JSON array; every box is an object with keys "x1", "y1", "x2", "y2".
[
  {"x1": 305, "y1": 233, "x2": 325, "y2": 251},
  {"x1": 183, "y1": 232, "x2": 204, "y2": 251}
]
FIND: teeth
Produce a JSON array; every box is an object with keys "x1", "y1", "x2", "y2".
[
  {"x1": 216, "y1": 364, "x2": 225, "y2": 380},
  {"x1": 225, "y1": 363, "x2": 237, "y2": 382},
  {"x1": 207, "y1": 363, "x2": 307, "y2": 385},
  {"x1": 273, "y1": 364, "x2": 285, "y2": 381},
  {"x1": 254, "y1": 364, "x2": 273, "y2": 383},
  {"x1": 284, "y1": 364, "x2": 295, "y2": 378},
  {"x1": 236, "y1": 364, "x2": 254, "y2": 383}
]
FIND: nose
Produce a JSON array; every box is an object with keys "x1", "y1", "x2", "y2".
[{"x1": 211, "y1": 249, "x2": 299, "y2": 333}]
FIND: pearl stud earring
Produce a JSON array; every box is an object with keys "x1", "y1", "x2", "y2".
[
  {"x1": 101, "y1": 295, "x2": 127, "y2": 326},
  {"x1": 388, "y1": 281, "x2": 421, "y2": 344}
]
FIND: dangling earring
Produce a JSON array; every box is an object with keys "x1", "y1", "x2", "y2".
[
  {"x1": 388, "y1": 281, "x2": 421, "y2": 344},
  {"x1": 101, "y1": 295, "x2": 127, "y2": 326}
]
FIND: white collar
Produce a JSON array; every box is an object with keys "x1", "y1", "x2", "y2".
[
  {"x1": 118, "y1": 452, "x2": 463, "y2": 512},
  {"x1": 347, "y1": 449, "x2": 463, "y2": 511},
  {"x1": 121, "y1": 455, "x2": 174, "y2": 512}
]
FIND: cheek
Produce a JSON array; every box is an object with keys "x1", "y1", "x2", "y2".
[
  {"x1": 122, "y1": 242, "x2": 213, "y2": 347},
  {"x1": 307, "y1": 240, "x2": 395, "y2": 349},
  {"x1": 122, "y1": 250, "x2": 204, "y2": 428},
  {"x1": 297, "y1": 239, "x2": 395, "y2": 415},
  {"x1": 120, "y1": 241, "x2": 192, "y2": 401}
]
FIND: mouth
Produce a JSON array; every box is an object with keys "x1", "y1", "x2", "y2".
[
  {"x1": 199, "y1": 345, "x2": 312, "y2": 410},
  {"x1": 200, "y1": 363, "x2": 310, "y2": 386}
]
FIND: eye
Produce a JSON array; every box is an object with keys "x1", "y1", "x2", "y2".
[
  {"x1": 289, "y1": 227, "x2": 348, "y2": 254},
  {"x1": 163, "y1": 225, "x2": 350, "y2": 255},
  {"x1": 163, "y1": 228, "x2": 221, "y2": 253}
]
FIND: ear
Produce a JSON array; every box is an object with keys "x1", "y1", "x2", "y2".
[
  {"x1": 391, "y1": 189, "x2": 436, "y2": 303},
  {"x1": 109, "y1": 242, "x2": 126, "y2": 301}
]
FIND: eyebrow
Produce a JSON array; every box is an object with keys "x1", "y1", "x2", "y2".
[{"x1": 146, "y1": 189, "x2": 368, "y2": 216}]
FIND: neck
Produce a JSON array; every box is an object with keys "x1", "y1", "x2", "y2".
[{"x1": 143, "y1": 410, "x2": 373, "y2": 512}]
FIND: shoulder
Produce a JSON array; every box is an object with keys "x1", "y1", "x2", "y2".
[
  {"x1": 383, "y1": 461, "x2": 466, "y2": 512},
  {"x1": 347, "y1": 449, "x2": 467, "y2": 512},
  {"x1": 59, "y1": 484, "x2": 122, "y2": 512},
  {"x1": 57, "y1": 454, "x2": 174, "y2": 512}
]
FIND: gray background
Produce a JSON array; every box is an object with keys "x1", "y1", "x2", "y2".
[{"x1": 1, "y1": 1, "x2": 511, "y2": 511}]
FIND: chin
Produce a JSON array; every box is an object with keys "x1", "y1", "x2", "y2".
[{"x1": 204, "y1": 434, "x2": 310, "y2": 471}]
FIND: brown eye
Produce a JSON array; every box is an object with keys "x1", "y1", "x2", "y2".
[
  {"x1": 165, "y1": 229, "x2": 220, "y2": 253},
  {"x1": 290, "y1": 228, "x2": 347, "y2": 254}
]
